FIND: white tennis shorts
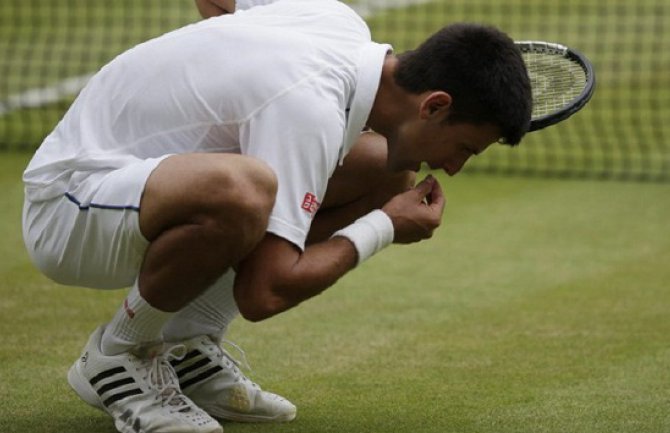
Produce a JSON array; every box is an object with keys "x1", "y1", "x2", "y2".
[{"x1": 22, "y1": 156, "x2": 170, "y2": 289}]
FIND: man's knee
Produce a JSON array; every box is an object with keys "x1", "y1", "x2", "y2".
[
  {"x1": 387, "y1": 170, "x2": 415, "y2": 193},
  {"x1": 140, "y1": 154, "x2": 277, "y2": 248},
  {"x1": 210, "y1": 157, "x2": 277, "y2": 243},
  {"x1": 322, "y1": 132, "x2": 415, "y2": 208}
]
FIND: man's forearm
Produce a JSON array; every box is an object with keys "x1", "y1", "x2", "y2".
[{"x1": 233, "y1": 234, "x2": 358, "y2": 322}]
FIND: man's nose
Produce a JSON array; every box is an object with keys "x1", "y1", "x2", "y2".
[{"x1": 443, "y1": 155, "x2": 469, "y2": 176}]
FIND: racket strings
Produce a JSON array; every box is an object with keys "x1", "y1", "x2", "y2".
[{"x1": 523, "y1": 52, "x2": 587, "y2": 117}]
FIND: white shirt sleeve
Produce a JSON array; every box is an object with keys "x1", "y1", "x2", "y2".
[{"x1": 240, "y1": 88, "x2": 345, "y2": 251}]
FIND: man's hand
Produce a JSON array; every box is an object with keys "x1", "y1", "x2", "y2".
[
  {"x1": 194, "y1": 0, "x2": 235, "y2": 18},
  {"x1": 382, "y1": 175, "x2": 446, "y2": 244}
]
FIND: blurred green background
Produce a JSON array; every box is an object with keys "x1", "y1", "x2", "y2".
[{"x1": 1, "y1": 0, "x2": 668, "y2": 180}]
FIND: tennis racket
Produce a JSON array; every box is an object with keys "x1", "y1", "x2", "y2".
[{"x1": 515, "y1": 41, "x2": 595, "y2": 132}]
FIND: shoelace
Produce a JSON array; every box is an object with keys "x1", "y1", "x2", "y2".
[
  {"x1": 143, "y1": 345, "x2": 193, "y2": 412},
  {"x1": 218, "y1": 339, "x2": 260, "y2": 390},
  {"x1": 220, "y1": 339, "x2": 252, "y2": 370}
]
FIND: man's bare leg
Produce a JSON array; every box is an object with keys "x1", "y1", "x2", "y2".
[
  {"x1": 68, "y1": 153, "x2": 277, "y2": 433},
  {"x1": 137, "y1": 153, "x2": 277, "y2": 311},
  {"x1": 99, "y1": 153, "x2": 276, "y2": 356},
  {"x1": 133, "y1": 154, "x2": 295, "y2": 423}
]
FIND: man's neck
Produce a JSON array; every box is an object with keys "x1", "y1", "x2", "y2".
[{"x1": 366, "y1": 55, "x2": 417, "y2": 138}]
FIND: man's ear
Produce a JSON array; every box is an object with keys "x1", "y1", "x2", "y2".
[{"x1": 419, "y1": 91, "x2": 452, "y2": 120}]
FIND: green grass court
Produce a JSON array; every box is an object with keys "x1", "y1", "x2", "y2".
[
  {"x1": 1, "y1": 0, "x2": 669, "y2": 431},
  {"x1": 1, "y1": 152, "x2": 668, "y2": 433}
]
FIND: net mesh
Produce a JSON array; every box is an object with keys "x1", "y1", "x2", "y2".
[{"x1": 1, "y1": 0, "x2": 668, "y2": 182}]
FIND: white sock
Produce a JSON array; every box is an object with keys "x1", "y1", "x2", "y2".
[
  {"x1": 162, "y1": 270, "x2": 239, "y2": 343},
  {"x1": 101, "y1": 281, "x2": 173, "y2": 356}
]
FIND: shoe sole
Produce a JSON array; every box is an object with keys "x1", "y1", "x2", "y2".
[
  {"x1": 201, "y1": 405, "x2": 297, "y2": 423},
  {"x1": 67, "y1": 361, "x2": 106, "y2": 411}
]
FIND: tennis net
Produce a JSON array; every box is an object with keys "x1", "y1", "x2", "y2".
[{"x1": 1, "y1": 0, "x2": 668, "y2": 182}]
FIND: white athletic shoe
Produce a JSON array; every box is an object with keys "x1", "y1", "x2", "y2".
[
  {"x1": 170, "y1": 335, "x2": 297, "y2": 423},
  {"x1": 67, "y1": 326, "x2": 223, "y2": 433}
]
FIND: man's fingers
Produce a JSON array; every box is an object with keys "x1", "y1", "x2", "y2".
[
  {"x1": 414, "y1": 175, "x2": 445, "y2": 211},
  {"x1": 414, "y1": 174, "x2": 436, "y2": 199},
  {"x1": 428, "y1": 177, "x2": 446, "y2": 212},
  {"x1": 382, "y1": 174, "x2": 446, "y2": 244}
]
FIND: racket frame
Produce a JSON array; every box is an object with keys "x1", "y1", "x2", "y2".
[{"x1": 515, "y1": 40, "x2": 596, "y2": 132}]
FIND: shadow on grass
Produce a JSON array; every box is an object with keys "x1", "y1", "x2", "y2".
[
  {"x1": 1, "y1": 410, "x2": 354, "y2": 433},
  {"x1": 1, "y1": 411, "x2": 117, "y2": 433}
]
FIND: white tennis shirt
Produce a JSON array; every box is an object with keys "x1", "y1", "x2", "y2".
[{"x1": 24, "y1": 0, "x2": 391, "y2": 250}]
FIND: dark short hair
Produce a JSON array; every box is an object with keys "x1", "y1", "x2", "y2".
[{"x1": 394, "y1": 23, "x2": 532, "y2": 145}]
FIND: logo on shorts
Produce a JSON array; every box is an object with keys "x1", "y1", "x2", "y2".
[
  {"x1": 301, "y1": 193, "x2": 321, "y2": 216},
  {"x1": 124, "y1": 298, "x2": 135, "y2": 319}
]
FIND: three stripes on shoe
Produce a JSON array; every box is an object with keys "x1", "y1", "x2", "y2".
[
  {"x1": 171, "y1": 349, "x2": 224, "y2": 390},
  {"x1": 88, "y1": 349, "x2": 220, "y2": 407},
  {"x1": 90, "y1": 366, "x2": 142, "y2": 407}
]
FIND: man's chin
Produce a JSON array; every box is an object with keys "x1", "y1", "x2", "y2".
[{"x1": 387, "y1": 160, "x2": 421, "y2": 172}]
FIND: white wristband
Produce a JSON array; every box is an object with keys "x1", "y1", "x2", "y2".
[{"x1": 332, "y1": 210, "x2": 394, "y2": 265}]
